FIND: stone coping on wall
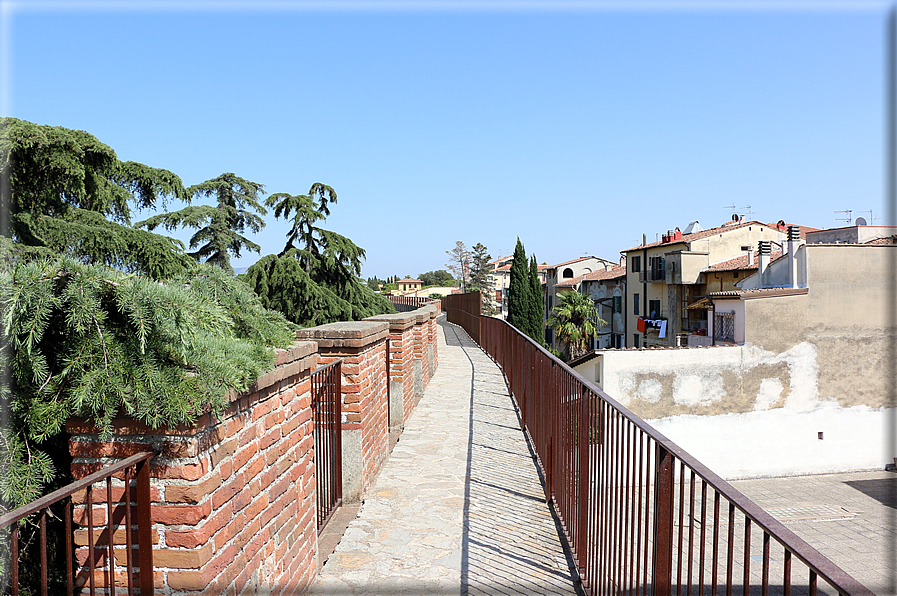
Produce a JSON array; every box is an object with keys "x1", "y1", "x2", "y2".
[
  {"x1": 296, "y1": 321, "x2": 389, "y2": 348},
  {"x1": 364, "y1": 311, "x2": 418, "y2": 332}
]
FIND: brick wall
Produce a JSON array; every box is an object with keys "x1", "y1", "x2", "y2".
[
  {"x1": 64, "y1": 306, "x2": 441, "y2": 594},
  {"x1": 67, "y1": 342, "x2": 320, "y2": 595},
  {"x1": 365, "y1": 312, "x2": 418, "y2": 431},
  {"x1": 296, "y1": 321, "x2": 390, "y2": 504}
]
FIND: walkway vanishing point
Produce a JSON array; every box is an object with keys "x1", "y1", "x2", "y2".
[{"x1": 311, "y1": 317, "x2": 581, "y2": 595}]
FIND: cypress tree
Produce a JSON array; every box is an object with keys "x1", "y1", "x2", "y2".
[
  {"x1": 528, "y1": 255, "x2": 544, "y2": 344},
  {"x1": 507, "y1": 238, "x2": 530, "y2": 332}
]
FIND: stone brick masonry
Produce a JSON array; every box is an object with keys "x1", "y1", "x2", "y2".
[{"x1": 65, "y1": 305, "x2": 439, "y2": 594}]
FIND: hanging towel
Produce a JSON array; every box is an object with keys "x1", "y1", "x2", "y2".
[
  {"x1": 637, "y1": 318, "x2": 646, "y2": 333},
  {"x1": 659, "y1": 320, "x2": 667, "y2": 338}
]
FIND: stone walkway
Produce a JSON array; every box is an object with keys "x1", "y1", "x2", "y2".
[{"x1": 310, "y1": 318, "x2": 580, "y2": 595}]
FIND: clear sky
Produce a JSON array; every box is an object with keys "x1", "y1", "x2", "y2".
[{"x1": 1, "y1": 1, "x2": 891, "y2": 279}]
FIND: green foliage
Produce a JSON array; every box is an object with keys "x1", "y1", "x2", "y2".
[
  {"x1": 445, "y1": 241, "x2": 470, "y2": 290},
  {"x1": 0, "y1": 255, "x2": 295, "y2": 511},
  {"x1": 468, "y1": 243, "x2": 496, "y2": 316},
  {"x1": 245, "y1": 182, "x2": 394, "y2": 327},
  {"x1": 547, "y1": 290, "x2": 605, "y2": 361},
  {"x1": 507, "y1": 238, "x2": 529, "y2": 333},
  {"x1": 136, "y1": 173, "x2": 267, "y2": 273},
  {"x1": 418, "y1": 270, "x2": 455, "y2": 287},
  {"x1": 1, "y1": 118, "x2": 191, "y2": 279},
  {"x1": 528, "y1": 255, "x2": 544, "y2": 340}
]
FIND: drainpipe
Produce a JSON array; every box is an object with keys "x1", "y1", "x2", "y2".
[
  {"x1": 787, "y1": 226, "x2": 800, "y2": 288},
  {"x1": 757, "y1": 241, "x2": 771, "y2": 288}
]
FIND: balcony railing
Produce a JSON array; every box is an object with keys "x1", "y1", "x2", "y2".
[
  {"x1": 444, "y1": 291, "x2": 872, "y2": 596},
  {"x1": 312, "y1": 359, "x2": 343, "y2": 531}
]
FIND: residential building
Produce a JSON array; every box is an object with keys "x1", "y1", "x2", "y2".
[
  {"x1": 543, "y1": 256, "x2": 617, "y2": 344},
  {"x1": 620, "y1": 218, "x2": 813, "y2": 348},
  {"x1": 553, "y1": 261, "x2": 627, "y2": 350},
  {"x1": 396, "y1": 278, "x2": 423, "y2": 293},
  {"x1": 490, "y1": 256, "x2": 549, "y2": 319}
]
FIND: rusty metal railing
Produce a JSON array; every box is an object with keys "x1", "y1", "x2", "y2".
[
  {"x1": 444, "y1": 292, "x2": 873, "y2": 596},
  {"x1": 441, "y1": 291, "x2": 481, "y2": 345},
  {"x1": 312, "y1": 359, "x2": 343, "y2": 531},
  {"x1": 0, "y1": 451, "x2": 154, "y2": 596},
  {"x1": 388, "y1": 295, "x2": 439, "y2": 312}
]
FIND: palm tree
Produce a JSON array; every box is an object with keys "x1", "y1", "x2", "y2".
[{"x1": 547, "y1": 290, "x2": 605, "y2": 361}]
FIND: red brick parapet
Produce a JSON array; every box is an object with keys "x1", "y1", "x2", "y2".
[
  {"x1": 66, "y1": 341, "x2": 320, "y2": 595},
  {"x1": 296, "y1": 321, "x2": 389, "y2": 503},
  {"x1": 365, "y1": 311, "x2": 418, "y2": 432}
]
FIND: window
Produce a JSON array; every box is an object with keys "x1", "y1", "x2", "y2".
[
  {"x1": 562, "y1": 267, "x2": 574, "y2": 278},
  {"x1": 733, "y1": 271, "x2": 740, "y2": 279},
  {"x1": 648, "y1": 299, "x2": 661, "y2": 319},
  {"x1": 646, "y1": 256, "x2": 666, "y2": 282},
  {"x1": 613, "y1": 295, "x2": 622, "y2": 314},
  {"x1": 633, "y1": 334, "x2": 640, "y2": 348},
  {"x1": 633, "y1": 293, "x2": 639, "y2": 315},
  {"x1": 631, "y1": 256, "x2": 641, "y2": 273}
]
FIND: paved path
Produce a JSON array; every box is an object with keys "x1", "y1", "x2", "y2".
[{"x1": 310, "y1": 318, "x2": 580, "y2": 595}]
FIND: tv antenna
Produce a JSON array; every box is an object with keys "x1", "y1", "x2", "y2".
[
  {"x1": 860, "y1": 210, "x2": 881, "y2": 225},
  {"x1": 834, "y1": 210, "x2": 853, "y2": 224},
  {"x1": 725, "y1": 205, "x2": 753, "y2": 219}
]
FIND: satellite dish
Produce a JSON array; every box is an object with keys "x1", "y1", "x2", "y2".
[{"x1": 855, "y1": 217, "x2": 867, "y2": 226}]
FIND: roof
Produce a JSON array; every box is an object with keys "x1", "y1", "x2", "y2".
[
  {"x1": 548, "y1": 255, "x2": 603, "y2": 269},
  {"x1": 556, "y1": 274, "x2": 585, "y2": 289},
  {"x1": 568, "y1": 351, "x2": 601, "y2": 368},
  {"x1": 705, "y1": 249, "x2": 782, "y2": 272},
  {"x1": 582, "y1": 265, "x2": 627, "y2": 282},
  {"x1": 495, "y1": 263, "x2": 549, "y2": 272},
  {"x1": 864, "y1": 235, "x2": 897, "y2": 245},
  {"x1": 397, "y1": 278, "x2": 422, "y2": 284},
  {"x1": 622, "y1": 220, "x2": 818, "y2": 253},
  {"x1": 707, "y1": 287, "x2": 808, "y2": 300}
]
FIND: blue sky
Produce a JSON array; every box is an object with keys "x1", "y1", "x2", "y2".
[{"x1": 1, "y1": 1, "x2": 891, "y2": 278}]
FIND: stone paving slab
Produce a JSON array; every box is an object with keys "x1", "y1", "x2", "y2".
[
  {"x1": 310, "y1": 318, "x2": 579, "y2": 595},
  {"x1": 730, "y1": 471, "x2": 897, "y2": 596}
]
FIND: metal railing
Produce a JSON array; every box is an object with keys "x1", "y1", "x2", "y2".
[
  {"x1": 445, "y1": 292, "x2": 873, "y2": 596},
  {"x1": 0, "y1": 451, "x2": 154, "y2": 596},
  {"x1": 714, "y1": 311, "x2": 736, "y2": 343},
  {"x1": 312, "y1": 359, "x2": 343, "y2": 531},
  {"x1": 441, "y1": 291, "x2": 481, "y2": 345},
  {"x1": 388, "y1": 295, "x2": 439, "y2": 312}
]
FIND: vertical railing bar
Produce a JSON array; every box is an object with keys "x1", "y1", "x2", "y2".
[
  {"x1": 653, "y1": 444, "x2": 674, "y2": 596},
  {"x1": 39, "y1": 509, "x2": 47, "y2": 596},
  {"x1": 698, "y1": 480, "x2": 707, "y2": 596},
  {"x1": 642, "y1": 439, "x2": 652, "y2": 596},
  {"x1": 726, "y1": 502, "x2": 734, "y2": 596},
  {"x1": 66, "y1": 500, "x2": 74, "y2": 596},
  {"x1": 635, "y1": 429, "x2": 644, "y2": 596},
  {"x1": 687, "y1": 470, "x2": 696, "y2": 596},
  {"x1": 677, "y1": 461, "x2": 685, "y2": 596},
  {"x1": 136, "y1": 457, "x2": 153, "y2": 596},
  {"x1": 762, "y1": 531, "x2": 770, "y2": 596},
  {"x1": 743, "y1": 518, "x2": 752, "y2": 594},
  {"x1": 124, "y1": 466, "x2": 134, "y2": 596},
  {"x1": 712, "y1": 491, "x2": 720, "y2": 596},
  {"x1": 809, "y1": 570, "x2": 817, "y2": 596},
  {"x1": 11, "y1": 524, "x2": 19, "y2": 596},
  {"x1": 783, "y1": 549, "x2": 792, "y2": 596},
  {"x1": 579, "y1": 383, "x2": 589, "y2": 582},
  {"x1": 88, "y1": 484, "x2": 96, "y2": 596},
  {"x1": 106, "y1": 476, "x2": 114, "y2": 592},
  {"x1": 628, "y1": 420, "x2": 637, "y2": 596},
  {"x1": 623, "y1": 420, "x2": 632, "y2": 596}
]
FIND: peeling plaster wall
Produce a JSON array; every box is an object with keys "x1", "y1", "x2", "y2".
[
  {"x1": 649, "y1": 406, "x2": 893, "y2": 479},
  {"x1": 593, "y1": 341, "x2": 891, "y2": 478}
]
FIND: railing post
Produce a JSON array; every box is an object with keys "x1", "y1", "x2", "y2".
[
  {"x1": 653, "y1": 445, "x2": 675, "y2": 596},
  {"x1": 136, "y1": 457, "x2": 154, "y2": 595}
]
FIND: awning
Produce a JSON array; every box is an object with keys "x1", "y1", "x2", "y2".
[{"x1": 686, "y1": 297, "x2": 712, "y2": 310}]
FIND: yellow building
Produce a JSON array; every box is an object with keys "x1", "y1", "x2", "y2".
[{"x1": 621, "y1": 218, "x2": 802, "y2": 348}]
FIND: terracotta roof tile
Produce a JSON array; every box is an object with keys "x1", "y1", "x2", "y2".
[{"x1": 582, "y1": 265, "x2": 627, "y2": 282}]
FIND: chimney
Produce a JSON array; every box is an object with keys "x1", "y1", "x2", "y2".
[
  {"x1": 757, "y1": 241, "x2": 771, "y2": 287},
  {"x1": 787, "y1": 226, "x2": 800, "y2": 288},
  {"x1": 741, "y1": 245, "x2": 753, "y2": 266}
]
